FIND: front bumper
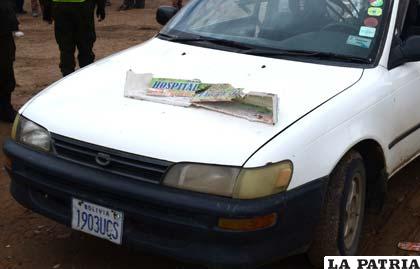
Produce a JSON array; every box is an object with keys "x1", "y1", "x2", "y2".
[{"x1": 4, "y1": 139, "x2": 327, "y2": 268}]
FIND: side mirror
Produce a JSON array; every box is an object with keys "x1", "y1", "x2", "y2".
[
  {"x1": 389, "y1": 36, "x2": 420, "y2": 69},
  {"x1": 156, "y1": 6, "x2": 178, "y2": 26}
]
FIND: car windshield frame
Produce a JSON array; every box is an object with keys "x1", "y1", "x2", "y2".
[{"x1": 159, "y1": 0, "x2": 393, "y2": 67}]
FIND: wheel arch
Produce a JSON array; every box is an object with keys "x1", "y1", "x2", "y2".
[{"x1": 342, "y1": 139, "x2": 388, "y2": 213}]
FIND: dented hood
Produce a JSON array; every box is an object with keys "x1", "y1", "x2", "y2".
[{"x1": 22, "y1": 38, "x2": 363, "y2": 166}]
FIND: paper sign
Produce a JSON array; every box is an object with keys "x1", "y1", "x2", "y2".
[
  {"x1": 192, "y1": 84, "x2": 243, "y2": 102},
  {"x1": 124, "y1": 71, "x2": 278, "y2": 125},
  {"x1": 147, "y1": 78, "x2": 201, "y2": 97}
]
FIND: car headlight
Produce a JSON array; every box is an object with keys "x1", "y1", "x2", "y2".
[
  {"x1": 164, "y1": 164, "x2": 241, "y2": 197},
  {"x1": 233, "y1": 161, "x2": 293, "y2": 199},
  {"x1": 163, "y1": 161, "x2": 293, "y2": 199},
  {"x1": 12, "y1": 115, "x2": 51, "y2": 152}
]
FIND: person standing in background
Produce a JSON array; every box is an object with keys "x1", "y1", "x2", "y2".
[
  {"x1": 31, "y1": 0, "x2": 39, "y2": 16},
  {"x1": 118, "y1": 0, "x2": 144, "y2": 11},
  {"x1": 15, "y1": 0, "x2": 26, "y2": 14},
  {"x1": 0, "y1": 0, "x2": 19, "y2": 123},
  {"x1": 172, "y1": 0, "x2": 182, "y2": 9},
  {"x1": 118, "y1": 0, "x2": 133, "y2": 10},
  {"x1": 40, "y1": 0, "x2": 52, "y2": 23},
  {"x1": 43, "y1": 0, "x2": 106, "y2": 77}
]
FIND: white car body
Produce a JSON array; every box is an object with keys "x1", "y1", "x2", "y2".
[
  {"x1": 7, "y1": 0, "x2": 420, "y2": 266},
  {"x1": 21, "y1": 0, "x2": 419, "y2": 190}
]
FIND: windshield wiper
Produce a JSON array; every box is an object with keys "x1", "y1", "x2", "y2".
[
  {"x1": 241, "y1": 48, "x2": 373, "y2": 64},
  {"x1": 157, "y1": 33, "x2": 254, "y2": 50},
  {"x1": 311, "y1": 52, "x2": 373, "y2": 64},
  {"x1": 158, "y1": 33, "x2": 372, "y2": 64}
]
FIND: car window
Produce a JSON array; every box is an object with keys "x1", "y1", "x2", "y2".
[
  {"x1": 400, "y1": 0, "x2": 420, "y2": 39},
  {"x1": 189, "y1": 0, "x2": 258, "y2": 29},
  {"x1": 161, "y1": 0, "x2": 391, "y2": 63}
]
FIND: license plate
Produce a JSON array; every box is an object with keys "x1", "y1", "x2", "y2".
[{"x1": 71, "y1": 198, "x2": 124, "y2": 245}]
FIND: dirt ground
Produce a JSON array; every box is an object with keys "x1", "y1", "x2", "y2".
[{"x1": 1, "y1": 2, "x2": 420, "y2": 269}]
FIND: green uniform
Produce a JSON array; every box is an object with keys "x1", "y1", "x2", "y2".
[{"x1": 45, "y1": 0, "x2": 105, "y2": 76}]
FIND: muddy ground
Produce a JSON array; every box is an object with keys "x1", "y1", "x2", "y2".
[{"x1": 1, "y1": 2, "x2": 420, "y2": 269}]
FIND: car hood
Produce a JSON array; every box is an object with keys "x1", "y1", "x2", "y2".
[{"x1": 22, "y1": 38, "x2": 363, "y2": 166}]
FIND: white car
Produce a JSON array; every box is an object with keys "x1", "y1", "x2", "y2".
[{"x1": 4, "y1": 0, "x2": 420, "y2": 267}]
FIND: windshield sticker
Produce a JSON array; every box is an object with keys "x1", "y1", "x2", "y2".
[
  {"x1": 369, "y1": 0, "x2": 384, "y2": 7},
  {"x1": 347, "y1": 35, "x2": 372, "y2": 49},
  {"x1": 364, "y1": 17, "x2": 379, "y2": 27},
  {"x1": 368, "y1": 7, "x2": 383, "y2": 16},
  {"x1": 359, "y1": 26, "x2": 376, "y2": 38}
]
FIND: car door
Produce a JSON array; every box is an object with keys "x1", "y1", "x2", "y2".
[{"x1": 387, "y1": 0, "x2": 420, "y2": 173}]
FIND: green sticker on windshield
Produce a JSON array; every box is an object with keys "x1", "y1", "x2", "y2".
[
  {"x1": 368, "y1": 7, "x2": 383, "y2": 16},
  {"x1": 369, "y1": 0, "x2": 383, "y2": 7},
  {"x1": 347, "y1": 35, "x2": 372, "y2": 49}
]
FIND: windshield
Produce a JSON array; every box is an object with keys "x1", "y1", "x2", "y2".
[{"x1": 160, "y1": 0, "x2": 390, "y2": 63}]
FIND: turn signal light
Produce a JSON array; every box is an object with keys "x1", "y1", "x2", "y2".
[
  {"x1": 218, "y1": 213, "x2": 277, "y2": 232},
  {"x1": 11, "y1": 114, "x2": 20, "y2": 140}
]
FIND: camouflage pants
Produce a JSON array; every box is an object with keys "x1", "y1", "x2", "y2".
[{"x1": 172, "y1": 0, "x2": 182, "y2": 9}]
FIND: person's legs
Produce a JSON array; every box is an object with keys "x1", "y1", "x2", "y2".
[
  {"x1": 15, "y1": 0, "x2": 26, "y2": 13},
  {"x1": 119, "y1": 0, "x2": 129, "y2": 10},
  {"x1": 16, "y1": 0, "x2": 26, "y2": 14},
  {"x1": 0, "y1": 91, "x2": 17, "y2": 122},
  {"x1": 0, "y1": 65, "x2": 16, "y2": 109},
  {"x1": 53, "y1": 4, "x2": 77, "y2": 76},
  {"x1": 40, "y1": 0, "x2": 53, "y2": 24},
  {"x1": 31, "y1": 0, "x2": 39, "y2": 16},
  {"x1": 128, "y1": 0, "x2": 135, "y2": 8},
  {"x1": 0, "y1": 34, "x2": 17, "y2": 123},
  {"x1": 75, "y1": 1, "x2": 96, "y2": 68},
  {"x1": 134, "y1": 0, "x2": 144, "y2": 9},
  {"x1": 172, "y1": 0, "x2": 182, "y2": 9}
]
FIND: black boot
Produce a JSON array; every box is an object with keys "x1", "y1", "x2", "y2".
[{"x1": 0, "y1": 93, "x2": 17, "y2": 123}]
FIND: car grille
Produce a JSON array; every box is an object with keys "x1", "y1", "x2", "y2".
[{"x1": 51, "y1": 134, "x2": 172, "y2": 184}]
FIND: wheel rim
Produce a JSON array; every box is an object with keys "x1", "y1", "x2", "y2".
[{"x1": 343, "y1": 173, "x2": 363, "y2": 250}]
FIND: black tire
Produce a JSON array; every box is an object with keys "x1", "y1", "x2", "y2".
[{"x1": 307, "y1": 150, "x2": 366, "y2": 268}]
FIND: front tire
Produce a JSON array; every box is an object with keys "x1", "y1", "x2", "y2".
[{"x1": 307, "y1": 150, "x2": 366, "y2": 267}]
